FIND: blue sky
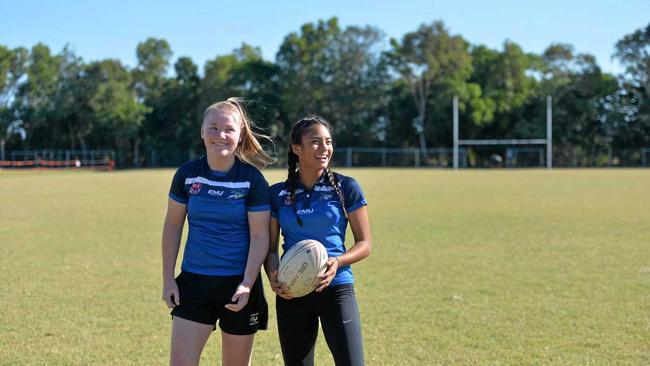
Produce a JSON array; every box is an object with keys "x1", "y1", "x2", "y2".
[{"x1": 1, "y1": 0, "x2": 648, "y2": 75}]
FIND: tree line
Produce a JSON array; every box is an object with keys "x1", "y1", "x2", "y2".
[{"x1": 1, "y1": 18, "x2": 649, "y2": 166}]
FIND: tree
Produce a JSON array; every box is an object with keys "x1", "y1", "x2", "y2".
[
  {"x1": 145, "y1": 56, "x2": 201, "y2": 155},
  {"x1": 0, "y1": 46, "x2": 28, "y2": 155},
  {"x1": 0, "y1": 46, "x2": 28, "y2": 108},
  {"x1": 200, "y1": 50, "x2": 242, "y2": 110},
  {"x1": 52, "y1": 46, "x2": 87, "y2": 150},
  {"x1": 13, "y1": 43, "x2": 61, "y2": 149},
  {"x1": 614, "y1": 23, "x2": 650, "y2": 155},
  {"x1": 85, "y1": 59, "x2": 147, "y2": 150},
  {"x1": 276, "y1": 18, "x2": 389, "y2": 146},
  {"x1": 132, "y1": 38, "x2": 172, "y2": 165},
  {"x1": 468, "y1": 42, "x2": 536, "y2": 121},
  {"x1": 387, "y1": 21, "x2": 472, "y2": 151},
  {"x1": 538, "y1": 44, "x2": 619, "y2": 165},
  {"x1": 225, "y1": 51, "x2": 284, "y2": 148},
  {"x1": 133, "y1": 38, "x2": 173, "y2": 101},
  {"x1": 614, "y1": 23, "x2": 650, "y2": 99}
]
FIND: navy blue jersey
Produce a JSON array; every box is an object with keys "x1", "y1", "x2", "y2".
[
  {"x1": 270, "y1": 172, "x2": 367, "y2": 286},
  {"x1": 169, "y1": 156, "x2": 270, "y2": 275}
]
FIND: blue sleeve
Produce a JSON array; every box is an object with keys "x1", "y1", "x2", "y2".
[
  {"x1": 342, "y1": 177, "x2": 367, "y2": 213},
  {"x1": 247, "y1": 170, "x2": 271, "y2": 212},
  {"x1": 168, "y1": 166, "x2": 188, "y2": 204}
]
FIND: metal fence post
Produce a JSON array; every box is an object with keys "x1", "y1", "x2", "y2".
[{"x1": 346, "y1": 148, "x2": 352, "y2": 167}]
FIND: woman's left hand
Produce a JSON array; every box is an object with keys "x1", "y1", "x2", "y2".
[
  {"x1": 225, "y1": 283, "x2": 251, "y2": 312},
  {"x1": 315, "y1": 257, "x2": 339, "y2": 292}
]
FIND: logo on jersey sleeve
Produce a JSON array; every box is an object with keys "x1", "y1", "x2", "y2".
[
  {"x1": 189, "y1": 183, "x2": 202, "y2": 195},
  {"x1": 208, "y1": 189, "x2": 224, "y2": 196}
]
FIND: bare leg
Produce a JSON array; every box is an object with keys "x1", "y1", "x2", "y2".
[
  {"x1": 221, "y1": 331, "x2": 255, "y2": 366},
  {"x1": 170, "y1": 317, "x2": 213, "y2": 366}
]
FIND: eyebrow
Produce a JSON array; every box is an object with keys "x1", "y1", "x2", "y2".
[{"x1": 207, "y1": 122, "x2": 237, "y2": 128}]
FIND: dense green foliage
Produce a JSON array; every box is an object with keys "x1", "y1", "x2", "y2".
[{"x1": 1, "y1": 19, "x2": 649, "y2": 166}]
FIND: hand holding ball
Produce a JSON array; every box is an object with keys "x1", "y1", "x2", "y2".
[{"x1": 277, "y1": 239, "x2": 329, "y2": 298}]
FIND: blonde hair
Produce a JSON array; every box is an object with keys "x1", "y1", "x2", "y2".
[{"x1": 202, "y1": 97, "x2": 276, "y2": 169}]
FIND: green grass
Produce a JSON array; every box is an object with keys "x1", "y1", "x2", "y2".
[{"x1": 1, "y1": 168, "x2": 649, "y2": 365}]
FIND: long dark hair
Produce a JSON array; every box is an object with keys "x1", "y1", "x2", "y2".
[{"x1": 286, "y1": 115, "x2": 346, "y2": 226}]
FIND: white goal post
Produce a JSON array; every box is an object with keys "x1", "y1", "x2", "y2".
[{"x1": 453, "y1": 95, "x2": 553, "y2": 169}]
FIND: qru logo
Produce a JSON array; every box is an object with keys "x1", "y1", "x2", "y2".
[
  {"x1": 296, "y1": 208, "x2": 314, "y2": 215},
  {"x1": 189, "y1": 183, "x2": 202, "y2": 195}
]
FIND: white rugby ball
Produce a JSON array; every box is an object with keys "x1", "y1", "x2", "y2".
[{"x1": 277, "y1": 239, "x2": 329, "y2": 298}]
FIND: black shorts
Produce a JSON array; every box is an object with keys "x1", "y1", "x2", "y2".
[{"x1": 170, "y1": 271, "x2": 268, "y2": 335}]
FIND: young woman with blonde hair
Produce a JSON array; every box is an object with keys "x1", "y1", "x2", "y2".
[{"x1": 162, "y1": 98, "x2": 274, "y2": 365}]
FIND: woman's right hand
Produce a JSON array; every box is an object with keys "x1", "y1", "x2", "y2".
[
  {"x1": 162, "y1": 279, "x2": 180, "y2": 308},
  {"x1": 269, "y1": 270, "x2": 293, "y2": 300}
]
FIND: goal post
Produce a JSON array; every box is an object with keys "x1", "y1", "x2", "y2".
[{"x1": 453, "y1": 95, "x2": 553, "y2": 169}]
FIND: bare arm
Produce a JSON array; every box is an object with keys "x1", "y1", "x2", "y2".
[
  {"x1": 161, "y1": 198, "x2": 187, "y2": 308},
  {"x1": 264, "y1": 217, "x2": 281, "y2": 278},
  {"x1": 337, "y1": 205, "x2": 372, "y2": 266},
  {"x1": 242, "y1": 210, "x2": 271, "y2": 286},
  {"x1": 264, "y1": 217, "x2": 292, "y2": 298},
  {"x1": 225, "y1": 210, "x2": 270, "y2": 311},
  {"x1": 316, "y1": 205, "x2": 372, "y2": 291}
]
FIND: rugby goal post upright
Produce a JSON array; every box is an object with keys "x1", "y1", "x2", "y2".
[{"x1": 453, "y1": 95, "x2": 553, "y2": 169}]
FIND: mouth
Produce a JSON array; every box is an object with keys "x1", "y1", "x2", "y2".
[{"x1": 315, "y1": 154, "x2": 329, "y2": 163}]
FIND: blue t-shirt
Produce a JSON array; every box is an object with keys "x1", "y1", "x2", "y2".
[
  {"x1": 270, "y1": 172, "x2": 367, "y2": 286},
  {"x1": 169, "y1": 156, "x2": 270, "y2": 275}
]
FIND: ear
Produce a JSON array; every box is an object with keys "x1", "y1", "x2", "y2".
[{"x1": 291, "y1": 144, "x2": 301, "y2": 155}]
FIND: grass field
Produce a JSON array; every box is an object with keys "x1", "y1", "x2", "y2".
[{"x1": 1, "y1": 168, "x2": 649, "y2": 365}]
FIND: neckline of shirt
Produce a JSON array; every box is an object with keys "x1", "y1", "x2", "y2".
[
  {"x1": 202, "y1": 155, "x2": 239, "y2": 178},
  {"x1": 295, "y1": 171, "x2": 330, "y2": 191}
]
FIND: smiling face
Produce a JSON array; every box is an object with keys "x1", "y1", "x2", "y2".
[
  {"x1": 292, "y1": 123, "x2": 333, "y2": 172},
  {"x1": 201, "y1": 109, "x2": 241, "y2": 159}
]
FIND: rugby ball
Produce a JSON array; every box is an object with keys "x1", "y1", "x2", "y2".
[{"x1": 277, "y1": 239, "x2": 329, "y2": 297}]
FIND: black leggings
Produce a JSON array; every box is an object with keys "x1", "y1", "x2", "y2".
[{"x1": 276, "y1": 284, "x2": 364, "y2": 366}]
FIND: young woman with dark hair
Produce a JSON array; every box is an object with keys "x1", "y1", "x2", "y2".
[{"x1": 265, "y1": 116, "x2": 372, "y2": 366}]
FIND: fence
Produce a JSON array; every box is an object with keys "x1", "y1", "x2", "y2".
[
  {"x1": 2, "y1": 147, "x2": 650, "y2": 169},
  {"x1": 334, "y1": 148, "x2": 467, "y2": 168},
  {"x1": 335, "y1": 147, "x2": 650, "y2": 168},
  {"x1": 1, "y1": 149, "x2": 115, "y2": 169}
]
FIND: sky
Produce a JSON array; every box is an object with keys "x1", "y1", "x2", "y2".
[{"x1": 1, "y1": 0, "x2": 648, "y2": 75}]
